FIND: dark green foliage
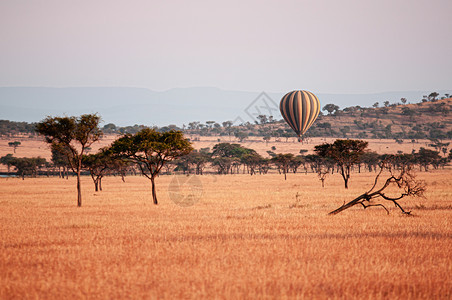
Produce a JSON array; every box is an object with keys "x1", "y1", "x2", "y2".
[
  {"x1": 0, "y1": 154, "x2": 15, "y2": 173},
  {"x1": 234, "y1": 130, "x2": 248, "y2": 142},
  {"x1": 210, "y1": 143, "x2": 257, "y2": 175},
  {"x1": 415, "y1": 148, "x2": 442, "y2": 171},
  {"x1": 361, "y1": 151, "x2": 380, "y2": 172},
  {"x1": 8, "y1": 156, "x2": 47, "y2": 179},
  {"x1": 402, "y1": 107, "x2": 416, "y2": 118},
  {"x1": 211, "y1": 143, "x2": 255, "y2": 159},
  {"x1": 322, "y1": 104, "x2": 340, "y2": 115},
  {"x1": 186, "y1": 151, "x2": 211, "y2": 175},
  {"x1": 271, "y1": 153, "x2": 294, "y2": 180},
  {"x1": 315, "y1": 139, "x2": 368, "y2": 188},
  {"x1": 110, "y1": 128, "x2": 193, "y2": 204},
  {"x1": 173, "y1": 150, "x2": 211, "y2": 175},
  {"x1": 0, "y1": 120, "x2": 36, "y2": 136},
  {"x1": 82, "y1": 149, "x2": 115, "y2": 191},
  {"x1": 241, "y1": 152, "x2": 266, "y2": 175},
  {"x1": 8, "y1": 141, "x2": 21, "y2": 153},
  {"x1": 36, "y1": 114, "x2": 102, "y2": 206}
]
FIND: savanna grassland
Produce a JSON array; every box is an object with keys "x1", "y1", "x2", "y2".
[{"x1": 1, "y1": 168, "x2": 452, "y2": 299}]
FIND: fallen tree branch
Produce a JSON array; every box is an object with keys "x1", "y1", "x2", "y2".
[{"x1": 329, "y1": 163, "x2": 426, "y2": 215}]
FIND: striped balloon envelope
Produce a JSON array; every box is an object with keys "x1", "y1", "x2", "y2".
[{"x1": 279, "y1": 90, "x2": 320, "y2": 141}]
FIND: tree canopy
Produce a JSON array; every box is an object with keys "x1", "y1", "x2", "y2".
[
  {"x1": 110, "y1": 128, "x2": 193, "y2": 204},
  {"x1": 315, "y1": 139, "x2": 368, "y2": 188},
  {"x1": 36, "y1": 114, "x2": 102, "y2": 206}
]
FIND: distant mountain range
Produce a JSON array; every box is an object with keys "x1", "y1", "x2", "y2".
[{"x1": 0, "y1": 87, "x2": 450, "y2": 127}]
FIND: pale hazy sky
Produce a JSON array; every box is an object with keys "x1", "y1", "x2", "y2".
[{"x1": 1, "y1": 0, "x2": 451, "y2": 94}]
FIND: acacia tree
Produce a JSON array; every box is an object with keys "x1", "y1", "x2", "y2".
[
  {"x1": 271, "y1": 153, "x2": 294, "y2": 180},
  {"x1": 110, "y1": 128, "x2": 193, "y2": 204},
  {"x1": 315, "y1": 139, "x2": 368, "y2": 188},
  {"x1": 186, "y1": 151, "x2": 211, "y2": 175},
  {"x1": 211, "y1": 143, "x2": 255, "y2": 174},
  {"x1": 51, "y1": 144, "x2": 70, "y2": 179},
  {"x1": 0, "y1": 154, "x2": 15, "y2": 173},
  {"x1": 9, "y1": 157, "x2": 47, "y2": 179},
  {"x1": 8, "y1": 141, "x2": 21, "y2": 153},
  {"x1": 241, "y1": 152, "x2": 264, "y2": 175},
  {"x1": 82, "y1": 149, "x2": 114, "y2": 192},
  {"x1": 322, "y1": 104, "x2": 340, "y2": 115},
  {"x1": 36, "y1": 114, "x2": 102, "y2": 207}
]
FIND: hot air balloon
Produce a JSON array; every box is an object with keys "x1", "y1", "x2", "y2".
[{"x1": 279, "y1": 90, "x2": 320, "y2": 142}]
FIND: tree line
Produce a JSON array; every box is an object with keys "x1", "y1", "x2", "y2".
[
  {"x1": 1, "y1": 113, "x2": 450, "y2": 209},
  {"x1": 2, "y1": 92, "x2": 451, "y2": 142}
]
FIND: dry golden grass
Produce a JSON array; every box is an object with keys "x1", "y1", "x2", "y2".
[{"x1": 1, "y1": 169, "x2": 452, "y2": 299}]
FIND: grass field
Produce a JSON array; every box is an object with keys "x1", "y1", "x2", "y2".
[{"x1": 1, "y1": 169, "x2": 451, "y2": 299}]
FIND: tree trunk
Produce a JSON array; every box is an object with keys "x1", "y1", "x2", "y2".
[
  {"x1": 339, "y1": 165, "x2": 349, "y2": 189},
  {"x1": 99, "y1": 177, "x2": 102, "y2": 191},
  {"x1": 94, "y1": 180, "x2": 99, "y2": 192},
  {"x1": 77, "y1": 168, "x2": 82, "y2": 207},
  {"x1": 151, "y1": 176, "x2": 158, "y2": 205}
]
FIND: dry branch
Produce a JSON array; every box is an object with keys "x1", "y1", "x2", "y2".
[{"x1": 329, "y1": 163, "x2": 426, "y2": 215}]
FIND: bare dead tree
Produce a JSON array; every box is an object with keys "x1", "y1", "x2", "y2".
[{"x1": 329, "y1": 163, "x2": 426, "y2": 215}]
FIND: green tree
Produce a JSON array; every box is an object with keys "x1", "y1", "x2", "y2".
[
  {"x1": 361, "y1": 151, "x2": 380, "y2": 172},
  {"x1": 414, "y1": 148, "x2": 442, "y2": 171},
  {"x1": 314, "y1": 139, "x2": 368, "y2": 188},
  {"x1": 8, "y1": 141, "x2": 21, "y2": 153},
  {"x1": 211, "y1": 157, "x2": 236, "y2": 174},
  {"x1": 51, "y1": 144, "x2": 70, "y2": 179},
  {"x1": 317, "y1": 122, "x2": 332, "y2": 133},
  {"x1": 0, "y1": 154, "x2": 15, "y2": 173},
  {"x1": 289, "y1": 155, "x2": 305, "y2": 174},
  {"x1": 110, "y1": 129, "x2": 193, "y2": 204},
  {"x1": 102, "y1": 123, "x2": 117, "y2": 133},
  {"x1": 180, "y1": 150, "x2": 211, "y2": 175},
  {"x1": 234, "y1": 130, "x2": 249, "y2": 142},
  {"x1": 82, "y1": 149, "x2": 114, "y2": 192},
  {"x1": 190, "y1": 151, "x2": 211, "y2": 175},
  {"x1": 211, "y1": 143, "x2": 255, "y2": 174},
  {"x1": 322, "y1": 104, "x2": 339, "y2": 115},
  {"x1": 257, "y1": 115, "x2": 268, "y2": 124},
  {"x1": 271, "y1": 153, "x2": 294, "y2": 180},
  {"x1": 9, "y1": 157, "x2": 47, "y2": 180},
  {"x1": 36, "y1": 114, "x2": 103, "y2": 207},
  {"x1": 211, "y1": 143, "x2": 254, "y2": 159},
  {"x1": 428, "y1": 92, "x2": 439, "y2": 102},
  {"x1": 241, "y1": 152, "x2": 264, "y2": 175},
  {"x1": 340, "y1": 126, "x2": 350, "y2": 138},
  {"x1": 402, "y1": 107, "x2": 416, "y2": 120}
]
